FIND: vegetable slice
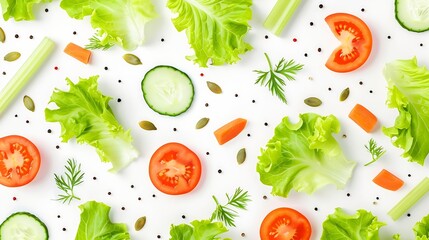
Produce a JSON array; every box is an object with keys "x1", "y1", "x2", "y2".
[
  {"x1": 372, "y1": 169, "x2": 404, "y2": 191},
  {"x1": 260, "y1": 207, "x2": 311, "y2": 240},
  {"x1": 214, "y1": 118, "x2": 247, "y2": 145},
  {"x1": 64, "y1": 42, "x2": 92, "y2": 64},
  {"x1": 264, "y1": 0, "x2": 302, "y2": 36},
  {"x1": 348, "y1": 104, "x2": 377, "y2": 133},
  {"x1": 395, "y1": 0, "x2": 429, "y2": 32},
  {"x1": 0, "y1": 0, "x2": 53, "y2": 21},
  {"x1": 0, "y1": 212, "x2": 48, "y2": 240}
]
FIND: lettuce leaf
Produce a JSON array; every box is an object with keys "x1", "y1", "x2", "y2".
[
  {"x1": 75, "y1": 201, "x2": 130, "y2": 240},
  {"x1": 45, "y1": 76, "x2": 138, "y2": 173},
  {"x1": 170, "y1": 220, "x2": 231, "y2": 240},
  {"x1": 256, "y1": 113, "x2": 355, "y2": 197},
  {"x1": 0, "y1": 0, "x2": 52, "y2": 21},
  {"x1": 60, "y1": 0, "x2": 157, "y2": 50},
  {"x1": 167, "y1": 0, "x2": 252, "y2": 67},
  {"x1": 383, "y1": 57, "x2": 429, "y2": 165},
  {"x1": 321, "y1": 208, "x2": 385, "y2": 240}
]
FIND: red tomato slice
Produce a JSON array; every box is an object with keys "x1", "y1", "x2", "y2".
[
  {"x1": 149, "y1": 142, "x2": 202, "y2": 195},
  {"x1": 325, "y1": 13, "x2": 372, "y2": 73},
  {"x1": 0, "y1": 135, "x2": 41, "y2": 187},
  {"x1": 260, "y1": 208, "x2": 312, "y2": 240}
]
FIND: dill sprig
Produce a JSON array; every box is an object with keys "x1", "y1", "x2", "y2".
[
  {"x1": 85, "y1": 35, "x2": 114, "y2": 50},
  {"x1": 254, "y1": 53, "x2": 304, "y2": 104},
  {"x1": 210, "y1": 187, "x2": 250, "y2": 227},
  {"x1": 364, "y1": 138, "x2": 386, "y2": 166},
  {"x1": 54, "y1": 159, "x2": 84, "y2": 204}
]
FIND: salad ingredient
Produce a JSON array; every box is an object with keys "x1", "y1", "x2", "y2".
[
  {"x1": 138, "y1": 120, "x2": 157, "y2": 131},
  {"x1": 0, "y1": 37, "x2": 55, "y2": 116},
  {"x1": 206, "y1": 81, "x2": 222, "y2": 94},
  {"x1": 321, "y1": 208, "x2": 385, "y2": 240},
  {"x1": 0, "y1": 0, "x2": 52, "y2": 21},
  {"x1": 75, "y1": 201, "x2": 130, "y2": 239},
  {"x1": 134, "y1": 216, "x2": 146, "y2": 231},
  {"x1": 166, "y1": 0, "x2": 252, "y2": 67},
  {"x1": 54, "y1": 159, "x2": 84, "y2": 204},
  {"x1": 257, "y1": 113, "x2": 356, "y2": 197},
  {"x1": 195, "y1": 117, "x2": 209, "y2": 130},
  {"x1": 60, "y1": 0, "x2": 157, "y2": 51},
  {"x1": 254, "y1": 53, "x2": 304, "y2": 104},
  {"x1": 170, "y1": 220, "x2": 229, "y2": 240},
  {"x1": 339, "y1": 87, "x2": 350, "y2": 101},
  {"x1": 0, "y1": 135, "x2": 41, "y2": 187},
  {"x1": 260, "y1": 207, "x2": 311, "y2": 240},
  {"x1": 325, "y1": 13, "x2": 372, "y2": 72},
  {"x1": 214, "y1": 118, "x2": 247, "y2": 145},
  {"x1": 0, "y1": 212, "x2": 48, "y2": 240},
  {"x1": 45, "y1": 75, "x2": 139, "y2": 173},
  {"x1": 383, "y1": 57, "x2": 429, "y2": 165},
  {"x1": 364, "y1": 139, "x2": 386, "y2": 166},
  {"x1": 23, "y1": 95, "x2": 35, "y2": 112},
  {"x1": 264, "y1": 0, "x2": 302, "y2": 36},
  {"x1": 304, "y1": 97, "x2": 322, "y2": 107},
  {"x1": 236, "y1": 148, "x2": 246, "y2": 165},
  {"x1": 149, "y1": 142, "x2": 201, "y2": 195},
  {"x1": 210, "y1": 187, "x2": 250, "y2": 227},
  {"x1": 348, "y1": 104, "x2": 377, "y2": 133},
  {"x1": 122, "y1": 53, "x2": 142, "y2": 65},
  {"x1": 4, "y1": 51, "x2": 20, "y2": 62},
  {"x1": 395, "y1": 0, "x2": 429, "y2": 32},
  {"x1": 0, "y1": 27, "x2": 5, "y2": 42},
  {"x1": 64, "y1": 42, "x2": 92, "y2": 64},
  {"x1": 141, "y1": 65, "x2": 194, "y2": 116},
  {"x1": 372, "y1": 169, "x2": 404, "y2": 191},
  {"x1": 388, "y1": 177, "x2": 429, "y2": 221}
]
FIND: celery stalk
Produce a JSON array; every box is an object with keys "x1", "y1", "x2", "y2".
[
  {"x1": 388, "y1": 177, "x2": 429, "y2": 221},
  {"x1": 0, "y1": 37, "x2": 55, "y2": 116},
  {"x1": 264, "y1": 0, "x2": 302, "y2": 36}
]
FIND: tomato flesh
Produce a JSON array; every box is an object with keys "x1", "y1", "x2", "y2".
[
  {"x1": 0, "y1": 135, "x2": 41, "y2": 187},
  {"x1": 149, "y1": 142, "x2": 201, "y2": 195},
  {"x1": 260, "y1": 208, "x2": 311, "y2": 240},
  {"x1": 325, "y1": 13, "x2": 372, "y2": 72}
]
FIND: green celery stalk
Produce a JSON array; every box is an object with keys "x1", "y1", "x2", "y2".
[
  {"x1": 0, "y1": 37, "x2": 55, "y2": 116},
  {"x1": 388, "y1": 177, "x2": 429, "y2": 221},
  {"x1": 264, "y1": 0, "x2": 302, "y2": 36}
]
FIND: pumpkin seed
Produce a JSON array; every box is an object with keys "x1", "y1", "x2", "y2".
[
  {"x1": 339, "y1": 87, "x2": 350, "y2": 101},
  {"x1": 236, "y1": 148, "x2": 246, "y2": 165},
  {"x1": 134, "y1": 216, "x2": 146, "y2": 231},
  {"x1": 123, "y1": 53, "x2": 142, "y2": 65},
  {"x1": 139, "y1": 120, "x2": 157, "y2": 130},
  {"x1": 195, "y1": 117, "x2": 209, "y2": 129},
  {"x1": 206, "y1": 81, "x2": 222, "y2": 94},
  {"x1": 23, "y1": 95, "x2": 35, "y2": 112},
  {"x1": 4, "y1": 52, "x2": 21, "y2": 62},
  {"x1": 0, "y1": 27, "x2": 5, "y2": 43},
  {"x1": 304, "y1": 97, "x2": 322, "y2": 107}
]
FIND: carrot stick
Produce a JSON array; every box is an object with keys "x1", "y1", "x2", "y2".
[
  {"x1": 214, "y1": 118, "x2": 247, "y2": 145},
  {"x1": 373, "y1": 169, "x2": 404, "y2": 191},
  {"x1": 348, "y1": 104, "x2": 377, "y2": 132},
  {"x1": 64, "y1": 42, "x2": 92, "y2": 64}
]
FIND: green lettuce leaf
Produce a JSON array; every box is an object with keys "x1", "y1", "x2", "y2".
[
  {"x1": 170, "y1": 220, "x2": 231, "y2": 240},
  {"x1": 383, "y1": 57, "x2": 429, "y2": 165},
  {"x1": 0, "y1": 0, "x2": 52, "y2": 21},
  {"x1": 414, "y1": 214, "x2": 429, "y2": 239},
  {"x1": 167, "y1": 0, "x2": 252, "y2": 67},
  {"x1": 75, "y1": 201, "x2": 130, "y2": 240},
  {"x1": 321, "y1": 208, "x2": 386, "y2": 240},
  {"x1": 60, "y1": 0, "x2": 157, "y2": 50},
  {"x1": 256, "y1": 113, "x2": 355, "y2": 197},
  {"x1": 45, "y1": 76, "x2": 138, "y2": 173}
]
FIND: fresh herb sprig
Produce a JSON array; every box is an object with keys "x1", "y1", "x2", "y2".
[
  {"x1": 254, "y1": 53, "x2": 303, "y2": 104},
  {"x1": 85, "y1": 35, "x2": 114, "y2": 50},
  {"x1": 364, "y1": 139, "x2": 386, "y2": 166},
  {"x1": 210, "y1": 187, "x2": 250, "y2": 227},
  {"x1": 54, "y1": 159, "x2": 84, "y2": 204}
]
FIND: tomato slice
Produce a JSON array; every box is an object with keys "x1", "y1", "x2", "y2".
[
  {"x1": 0, "y1": 135, "x2": 41, "y2": 187},
  {"x1": 325, "y1": 13, "x2": 372, "y2": 72},
  {"x1": 260, "y1": 208, "x2": 312, "y2": 240},
  {"x1": 149, "y1": 142, "x2": 202, "y2": 195}
]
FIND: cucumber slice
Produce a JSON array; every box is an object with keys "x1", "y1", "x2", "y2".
[
  {"x1": 142, "y1": 65, "x2": 194, "y2": 116},
  {"x1": 0, "y1": 212, "x2": 48, "y2": 240},
  {"x1": 395, "y1": 0, "x2": 429, "y2": 32}
]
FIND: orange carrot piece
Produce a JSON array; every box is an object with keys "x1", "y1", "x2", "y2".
[
  {"x1": 348, "y1": 104, "x2": 377, "y2": 132},
  {"x1": 214, "y1": 118, "x2": 247, "y2": 145},
  {"x1": 64, "y1": 42, "x2": 92, "y2": 64},
  {"x1": 373, "y1": 169, "x2": 404, "y2": 191}
]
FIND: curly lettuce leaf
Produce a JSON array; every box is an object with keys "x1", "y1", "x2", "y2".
[
  {"x1": 170, "y1": 220, "x2": 231, "y2": 240},
  {"x1": 60, "y1": 0, "x2": 157, "y2": 50},
  {"x1": 383, "y1": 57, "x2": 429, "y2": 165},
  {"x1": 45, "y1": 76, "x2": 138, "y2": 173},
  {"x1": 167, "y1": 0, "x2": 252, "y2": 67},
  {"x1": 321, "y1": 208, "x2": 385, "y2": 240},
  {"x1": 75, "y1": 201, "x2": 130, "y2": 240},
  {"x1": 256, "y1": 113, "x2": 355, "y2": 197},
  {"x1": 0, "y1": 0, "x2": 52, "y2": 21}
]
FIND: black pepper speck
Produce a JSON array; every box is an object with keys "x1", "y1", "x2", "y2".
[
  {"x1": 62, "y1": 228, "x2": 66, "y2": 231},
  {"x1": 241, "y1": 233, "x2": 246, "y2": 237},
  {"x1": 252, "y1": 100, "x2": 256, "y2": 103},
  {"x1": 47, "y1": 129, "x2": 52, "y2": 133},
  {"x1": 235, "y1": 93, "x2": 238, "y2": 97},
  {"x1": 118, "y1": 79, "x2": 122, "y2": 83},
  {"x1": 314, "y1": 207, "x2": 318, "y2": 211},
  {"x1": 376, "y1": 197, "x2": 380, "y2": 200},
  {"x1": 55, "y1": 145, "x2": 60, "y2": 149},
  {"x1": 369, "y1": 90, "x2": 373, "y2": 93},
  {"x1": 265, "y1": 35, "x2": 269, "y2": 39},
  {"x1": 407, "y1": 213, "x2": 411, "y2": 217},
  {"x1": 317, "y1": 47, "x2": 322, "y2": 52},
  {"x1": 152, "y1": 194, "x2": 156, "y2": 198},
  {"x1": 264, "y1": 122, "x2": 268, "y2": 126},
  {"x1": 121, "y1": 207, "x2": 125, "y2": 210},
  {"x1": 131, "y1": 185, "x2": 134, "y2": 188},
  {"x1": 181, "y1": 215, "x2": 186, "y2": 219},
  {"x1": 138, "y1": 197, "x2": 142, "y2": 201},
  {"x1": 157, "y1": 235, "x2": 161, "y2": 239},
  {"x1": 247, "y1": 133, "x2": 251, "y2": 137},
  {"x1": 206, "y1": 152, "x2": 210, "y2": 155},
  {"x1": 2, "y1": 72, "x2": 6, "y2": 75},
  {"x1": 420, "y1": 43, "x2": 424, "y2": 47},
  {"x1": 347, "y1": 193, "x2": 351, "y2": 197},
  {"x1": 161, "y1": 38, "x2": 165, "y2": 42},
  {"x1": 328, "y1": 87, "x2": 332, "y2": 91},
  {"x1": 57, "y1": 215, "x2": 61, "y2": 218},
  {"x1": 387, "y1": 35, "x2": 391, "y2": 39},
  {"x1": 263, "y1": 195, "x2": 268, "y2": 200},
  {"x1": 205, "y1": 103, "x2": 209, "y2": 107},
  {"x1": 117, "y1": 98, "x2": 122, "y2": 103},
  {"x1": 45, "y1": 8, "x2": 49, "y2": 12},
  {"x1": 359, "y1": 81, "x2": 363, "y2": 85},
  {"x1": 310, "y1": 22, "x2": 314, "y2": 26},
  {"x1": 173, "y1": 128, "x2": 177, "y2": 132},
  {"x1": 14, "y1": 114, "x2": 18, "y2": 118},
  {"x1": 15, "y1": 34, "x2": 19, "y2": 38},
  {"x1": 73, "y1": 31, "x2": 77, "y2": 35},
  {"x1": 26, "y1": 120, "x2": 29, "y2": 124},
  {"x1": 304, "y1": 53, "x2": 308, "y2": 57},
  {"x1": 319, "y1": 4, "x2": 323, "y2": 8},
  {"x1": 408, "y1": 174, "x2": 412, "y2": 177},
  {"x1": 361, "y1": 8, "x2": 365, "y2": 12},
  {"x1": 93, "y1": 177, "x2": 97, "y2": 180},
  {"x1": 218, "y1": 169, "x2": 222, "y2": 174},
  {"x1": 342, "y1": 134, "x2": 347, "y2": 138},
  {"x1": 29, "y1": 35, "x2": 33, "y2": 39},
  {"x1": 104, "y1": 66, "x2": 108, "y2": 70},
  {"x1": 108, "y1": 192, "x2": 112, "y2": 195}
]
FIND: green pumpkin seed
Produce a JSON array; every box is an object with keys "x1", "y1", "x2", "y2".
[
  {"x1": 123, "y1": 53, "x2": 142, "y2": 65},
  {"x1": 237, "y1": 148, "x2": 246, "y2": 165},
  {"x1": 304, "y1": 97, "x2": 322, "y2": 107},
  {"x1": 23, "y1": 95, "x2": 35, "y2": 112},
  {"x1": 206, "y1": 81, "x2": 222, "y2": 94},
  {"x1": 4, "y1": 52, "x2": 21, "y2": 62},
  {"x1": 134, "y1": 216, "x2": 146, "y2": 231},
  {"x1": 0, "y1": 27, "x2": 5, "y2": 43},
  {"x1": 195, "y1": 117, "x2": 209, "y2": 129},
  {"x1": 339, "y1": 87, "x2": 350, "y2": 101},
  {"x1": 139, "y1": 120, "x2": 157, "y2": 130}
]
